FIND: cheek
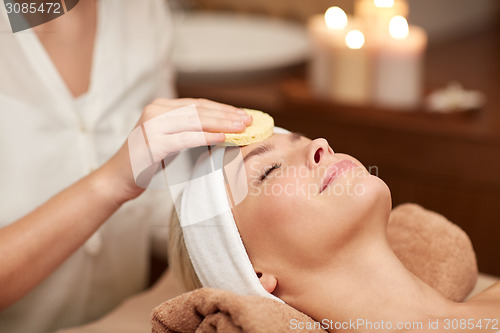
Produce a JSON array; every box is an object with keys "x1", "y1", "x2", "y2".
[
  {"x1": 257, "y1": 176, "x2": 314, "y2": 223},
  {"x1": 246, "y1": 179, "x2": 311, "y2": 237},
  {"x1": 244, "y1": 178, "x2": 326, "y2": 266},
  {"x1": 235, "y1": 177, "x2": 313, "y2": 256}
]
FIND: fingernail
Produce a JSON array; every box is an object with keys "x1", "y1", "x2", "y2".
[
  {"x1": 237, "y1": 109, "x2": 248, "y2": 115},
  {"x1": 233, "y1": 121, "x2": 244, "y2": 127}
]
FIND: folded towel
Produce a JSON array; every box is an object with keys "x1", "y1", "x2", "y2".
[
  {"x1": 388, "y1": 203, "x2": 477, "y2": 302},
  {"x1": 151, "y1": 288, "x2": 326, "y2": 333}
]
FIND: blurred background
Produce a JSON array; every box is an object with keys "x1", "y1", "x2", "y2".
[{"x1": 169, "y1": 0, "x2": 500, "y2": 276}]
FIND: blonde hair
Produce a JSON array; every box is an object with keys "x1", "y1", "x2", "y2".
[{"x1": 167, "y1": 207, "x2": 202, "y2": 291}]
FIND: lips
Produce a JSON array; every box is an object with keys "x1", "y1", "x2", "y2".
[{"x1": 320, "y1": 160, "x2": 359, "y2": 193}]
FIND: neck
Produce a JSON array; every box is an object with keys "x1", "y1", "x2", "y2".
[{"x1": 281, "y1": 235, "x2": 462, "y2": 333}]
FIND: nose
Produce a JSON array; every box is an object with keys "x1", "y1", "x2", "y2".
[{"x1": 307, "y1": 138, "x2": 334, "y2": 168}]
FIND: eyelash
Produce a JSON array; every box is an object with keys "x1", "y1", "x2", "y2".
[{"x1": 259, "y1": 162, "x2": 282, "y2": 182}]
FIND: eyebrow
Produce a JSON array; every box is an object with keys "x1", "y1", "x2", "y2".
[
  {"x1": 242, "y1": 131, "x2": 303, "y2": 163},
  {"x1": 243, "y1": 144, "x2": 274, "y2": 163}
]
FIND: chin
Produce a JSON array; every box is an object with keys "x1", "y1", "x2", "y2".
[
  {"x1": 346, "y1": 174, "x2": 392, "y2": 224},
  {"x1": 365, "y1": 175, "x2": 392, "y2": 215}
]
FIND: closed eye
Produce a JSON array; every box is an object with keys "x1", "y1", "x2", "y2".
[{"x1": 259, "y1": 162, "x2": 281, "y2": 182}]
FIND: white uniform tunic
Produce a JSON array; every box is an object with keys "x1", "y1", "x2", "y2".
[{"x1": 0, "y1": 1, "x2": 176, "y2": 331}]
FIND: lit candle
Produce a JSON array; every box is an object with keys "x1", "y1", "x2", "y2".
[
  {"x1": 355, "y1": 0, "x2": 409, "y2": 21},
  {"x1": 307, "y1": 6, "x2": 348, "y2": 98},
  {"x1": 354, "y1": 0, "x2": 409, "y2": 43},
  {"x1": 331, "y1": 29, "x2": 371, "y2": 105},
  {"x1": 373, "y1": 16, "x2": 427, "y2": 109},
  {"x1": 324, "y1": 6, "x2": 349, "y2": 30}
]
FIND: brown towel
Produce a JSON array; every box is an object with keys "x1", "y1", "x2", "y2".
[
  {"x1": 151, "y1": 288, "x2": 326, "y2": 333},
  {"x1": 388, "y1": 203, "x2": 477, "y2": 302}
]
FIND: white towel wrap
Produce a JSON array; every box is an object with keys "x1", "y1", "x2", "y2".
[{"x1": 178, "y1": 127, "x2": 290, "y2": 302}]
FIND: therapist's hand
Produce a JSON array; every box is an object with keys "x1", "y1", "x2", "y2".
[{"x1": 101, "y1": 98, "x2": 252, "y2": 203}]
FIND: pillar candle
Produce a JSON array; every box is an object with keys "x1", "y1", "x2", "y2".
[
  {"x1": 354, "y1": 0, "x2": 409, "y2": 44},
  {"x1": 354, "y1": 0, "x2": 409, "y2": 21},
  {"x1": 331, "y1": 29, "x2": 371, "y2": 105},
  {"x1": 374, "y1": 16, "x2": 427, "y2": 109},
  {"x1": 307, "y1": 7, "x2": 348, "y2": 98}
]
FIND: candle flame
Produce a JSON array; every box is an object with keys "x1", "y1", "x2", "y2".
[
  {"x1": 389, "y1": 16, "x2": 409, "y2": 39},
  {"x1": 324, "y1": 6, "x2": 348, "y2": 30},
  {"x1": 345, "y1": 30, "x2": 365, "y2": 49},
  {"x1": 374, "y1": 0, "x2": 394, "y2": 8}
]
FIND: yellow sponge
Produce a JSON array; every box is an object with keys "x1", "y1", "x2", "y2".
[{"x1": 222, "y1": 109, "x2": 274, "y2": 146}]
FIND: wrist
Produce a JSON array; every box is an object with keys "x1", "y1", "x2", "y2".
[{"x1": 92, "y1": 152, "x2": 145, "y2": 207}]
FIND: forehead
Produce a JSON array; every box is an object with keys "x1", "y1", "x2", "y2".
[{"x1": 240, "y1": 133, "x2": 305, "y2": 156}]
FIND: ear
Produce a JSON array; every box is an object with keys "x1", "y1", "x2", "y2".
[{"x1": 256, "y1": 271, "x2": 277, "y2": 293}]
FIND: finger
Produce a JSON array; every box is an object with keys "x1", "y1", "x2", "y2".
[
  {"x1": 143, "y1": 112, "x2": 246, "y2": 138},
  {"x1": 143, "y1": 104, "x2": 248, "y2": 134},
  {"x1": 153, "y1": 98, "x2": 244, "y2": 114},
  {"x1": 149, "y1": 132, "x2": 226, "y2": 162},
  {"x1": 205, "y1": 132, "x2": 227, "y2": 145},
  {"x1": 196, "y1": 107, "x2": 248, "y2": 122},
  {"x1": 143, "y1": 103, "x2": 252, "y2": 127},
  {"x1": 197, "y1": 106, "x2": 253, "y2": 126},
  {"x1": 198, "y1": 116, "x2": 247, "y2": 133}
]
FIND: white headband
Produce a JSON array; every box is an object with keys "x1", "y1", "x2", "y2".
[{"x1": 179, "y1": 127, "x2": 289, "y2": 303}]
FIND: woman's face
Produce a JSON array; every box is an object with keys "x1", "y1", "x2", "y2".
[{"x1": 224, "y1": 133, "x2": 391, "y2": 281}]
